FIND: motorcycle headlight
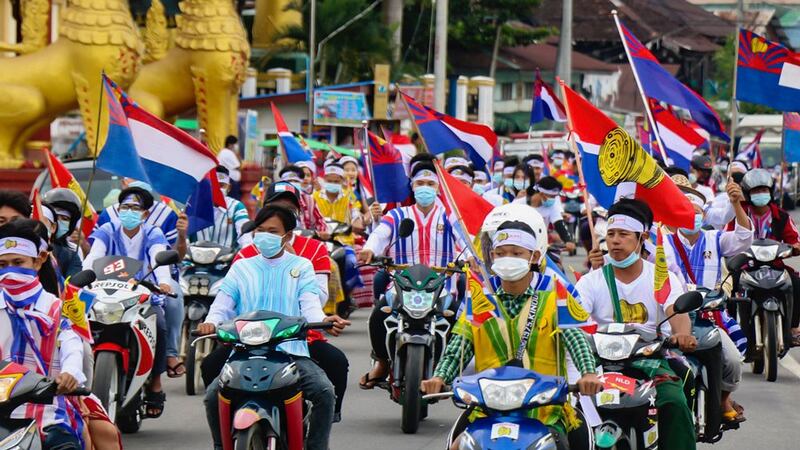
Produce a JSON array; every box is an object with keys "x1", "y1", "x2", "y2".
[
  {"x1": 92, "y1": 302, "x2": 125, "y2": 325},
  {"x1": 191, "y1": 247, "x2": 221, "y2": 265},
  {"x1": 219, "y1": 363, "x2": 234, "y2": 384},
  {"x1": 635, "y1": 341, "x2": 663, "y2": 357},
  {"x1": 532, "y1": 433, "x2": 557, "y2": 450},
  {"x1": 479, "y1": 378, "x2": 534, "y2": 411},
  {"x1": 454, "y1": 387, "x2": 478, "y2": 405},
  {"x1": 594, "y1": 334, "x2": 638, "y2": 361},
  {"x1": 752, "y1": 245, "x2": 778, "y2": 262},
  {"x1": 402, "y1": 291, "x2": 435, "y2": 319},
  {"x1": 238, "y1": 319, "x2": 278, "y2": 345},
  {"x1": 528, "y1": 386, "x2": 559, "y2": 406}
]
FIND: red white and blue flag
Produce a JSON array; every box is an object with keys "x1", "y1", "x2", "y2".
[
  {"x1": 97, "y1": 75, "x2": 219, "y2": 202},
  {"x1": 402, "y1": 92, "x2": 496, "y2": 169},
  {"x1": 651, "y1": 101, "x2": 706, "y2": 171},
  {"x1": 366, "y1": 131, "x2": 410, "y2": 203},
  {"x1": 270, "y1": 102, "x2": 313, "y2": 163},
  {"x1": 735, "y1": 129, "x2": 764, "y2": 168},
  {"x1": 561, "y1": 82, "x2": 695, "y2": 228},
  {"x1": 530, "y1": 70, "x2": 567, "y2": 124},
  {"x1": 737, "y1": 29, "x2": 800, "y2": 112},
  {"x1": 785, "y1": 113, "x2": 800, "y2": 163},
  {"x1": 618, "y1": 21, "x2": 729, "y2": 141}
]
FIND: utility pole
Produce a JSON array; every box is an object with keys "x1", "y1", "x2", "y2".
[
  {"x1": 307, "y1": 0, "x2": 317, "y2": 137},
  {"x1": 555, "y1": 0, "x2": 572, "y2": 89},
  {"x1": 433, "y1": 0, "x2": 448, "y2": 111}
]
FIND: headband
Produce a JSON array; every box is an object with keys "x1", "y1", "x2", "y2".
[
  {"x1": 339, "y1": 156, "x2": 359, "y2": 167},
  {"x1": 474, "y1": 171, "x2": 488, "y2": 182},
  {"x1": 502, "y1": 167, "x2": 515, "y2": 176},
  {"x1": 217, "y1": 172, "x2": 231, "y2": 185},
  {"x1": 607, "y1": 214, "x2": 645, "y2": 233},
  {"x1": 280, "y1": 172, "x2": 302, "y2": 183},
  {"x1": 535, "y1": 185, "x2": 560, "y2": 196},
  {"x1": 296, "y1": 160, "x2": 316, "y2": 174},
  {"x1": 325, "y1": 165, "x2": 345, "y2": 177},
  {"x1": 528, "y1": 160, "x2": 544, "y2": 169},
  {"x1": 444, "y1": 157, "x2": 469, "y2": 169},
  {"x1": 0, "y1": 237, "x2": 39, "y2": 257},
  {"x1": 412, "y1": 169, "x2": 438, "y2": 183},
  {"x1": 451, "y1": 171, "x2": 473, "y2": 183},
  {"x1": 492, "y1": 228, "x2": 538, "y2": 251},
  {"x1": 685, "y1": 192, "x2": 706, "y2": 208},
  {"x1": 493, "y1": 161, "x2": 504, "y2": 170},
  {"x1": 121, "y1": 194, "x2": 144, "y2": 207}
]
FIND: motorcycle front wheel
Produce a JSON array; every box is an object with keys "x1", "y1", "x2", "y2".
[
  {"x1": 92, "y1": 351, "x2": 122, "y2": 422},
  {"x1": 764, "y1": 311, "x2": 779, "y2": 382},
  {"x1": 234, "y1": 423, "x2": 279, "y2": 450},
  {"x1": 185, "y1": 319, "x2": 205, "y2": 395},
  {"x1": 401, "y1": 344, "x2": 425, "y2": 434}
]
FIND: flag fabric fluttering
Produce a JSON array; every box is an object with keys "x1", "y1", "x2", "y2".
[
  {"x1": 617, "y1": 20, "x2": 729, "y2": 141},
  {"x1": 366, "y1": 131, "x2": 410, "y2": 203},
  {"x1": 530, "y1": 70, "x2": 567, "y2": 124},
  {"x1": 60, "y1": 282, "x2": 96, "y2": 343},
  {"x1": 785, "y1": 113, "x2": 800, "y2": 163},
  {"x1": 463, "y1": 268, "x2": 501, "y2": 326},
  {"x1": 45, "y1": 149, "x2": 97, "y2": 238},
  {"x1": 650, "y1": 101, "x2": 706, "y2": 172},
  {"x1": 402, "y1": 92, "x2": 496, "y2": 169},
  {"x1": 553, "y1": 280, "x2": 594, "y2": 330},
  {"x1": 736, "y1": 29, "x2": 800, "y2": 112},
  {"x1": 654, "y1": 226, "x2": 671, "y2": 305},
  {"x1": 97, "y1": 75, "x2": 219, "y2": 202},
  {"x1": 271, "y1": 102, "x2": 313, "y2": 163},
  {"x1": 561, "y1": 82, "x2": 695, "y2": 228},
  {"x1": 185, "y1": 169, "x2": 227, "y2": 235},
  {"x1": 434, "y1": 160, "x2": 495, "y2": 235},
  {"x1": 735, "y1": 129, "x2": 764, "y2": 168},
  {"x1": 30, "y1": 188, "x2": 43, "y2": 222}
]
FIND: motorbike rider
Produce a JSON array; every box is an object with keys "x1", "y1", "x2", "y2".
[
  {"x1": 277, "y1": 165, "x2": 327, "y2": 234},
  {"x1": 0, "y1": 220, "x2": 86, "y2": 449},
  {"x1": 448, "y1": 164, "x2": 474, "y2": 188},
  {"x1": 517, "y1": 176, "x2": 577, "y2": 253},
  {"x1": 42, "y1": 188, "x2": 84, "y2": 279},
  {"x1": 690, "y1": 154, "x2": 716, "y2": 202},
  {"x1": 730, "y1": 168, "x2": 800, "y2": 347},
  {"x1": 357, "y1": 161, "x2": 467, "y2": 389},
  {"x1": 296, "y1": 160, "x2": 320, "y2": 194},
  {"x1": 575, "y1": 198, "x2": 698, "y2": 450},
  {"x1": 196, "y1": 204, "x2": 350, "y2": 450},
  {"x1": 189, "y1": 165, "x2": 249, "y2": 248},
  {"x1": 421, "y1": 220, "x2": 602, "y2": 450},
  {"x1": 83, "y1": 187, "x2": 172, "y2": 418},
  {"x1": 665, "y1": 173, "x2": 752, "y2": 424},
  {"x1": 312, "y1": 163, "x2": 365, "y2": 243}
]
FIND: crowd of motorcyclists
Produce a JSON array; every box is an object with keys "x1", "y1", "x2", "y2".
[{"x1": 1, "y1": 134, "x2": 799, "y2": 449}]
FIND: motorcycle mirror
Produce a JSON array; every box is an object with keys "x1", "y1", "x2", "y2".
[
  {"x1": 69, "y1": 270, "x2": 96, "y2": 288},
  {"x1": 155, "y1": 250, "x2": 181, "y2": 267},
  {"x1": 673, "y1": 291, "x2": 704, "y2": 314},
  {"x1": 725, "y1": 254, "x2": 748, "y2": 272},
  {"x1": 398, "y1": 218, "x2": 415, "y2": 239}
]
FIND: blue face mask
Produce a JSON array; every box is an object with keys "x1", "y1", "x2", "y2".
[
  {"x1": 503, "y1": 178, "x2": 514, "y2": 188},
  {"x1": 253, "y1": 231, "x2": 285, "y2": 258},
  {"x1": 472, "y1": 184, "x2": 487, "y2": 195},
  {"x1": 750, "y1": 192, "x2": 771, "y2": 207},
  {"x1": 679, "y1": 213, "x2": 704, "y2": 235},
  {"x1": 56, "y1": 220, "x2": 70, "y2": 239},
  {"x1": 542, "y1": 198, "x2": 556, "y2": 207},
  {"x1": 512, "y1": 180, "x2": 529, "y2": 191},
  {"x1": 607, "y1": 250, "x2": 640, "y2": 269},
  {"x1": 492, "y1": 173, "x2": 503, "y2": 184},
  {"x1": 324, "y1": 182, "x2": 342, "y2": 194},
  {"x1": 119, "y1": 210, "x2": 143, "y2": 230},
  {"x1": 414, "y1": 186, "x2": 438, "y2": 207}
]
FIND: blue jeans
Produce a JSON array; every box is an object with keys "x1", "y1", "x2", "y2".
[
  {"x1": 204, "y1": 357, "x2": 335, "y2": 450},
  {"x1": 165, "y1": 279, "x2": 183, "y2": 359}
]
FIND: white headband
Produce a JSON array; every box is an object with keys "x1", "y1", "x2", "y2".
[
  {"x1": 685, "y1": 193, "x2": 706, "y2": 208},
  {"x1": 528, "y1": 160, "x2": 544, "y2": 169},
  {"x1": 0, "y1": 237, "x2": 39, "y2": 257},
  {"x1": 280, "y1": 172, "x2": 302, "y2": 183},
  {"x1": 502, "y1": 167, "x2": 515, "y2": 176},
  {"x1": 121, "y1": 194, "x2": 144, "y2": 206},
  {"x1": 494, "y1": 161, "x2": 504, "y2": 170},
  {"x1": 474, "y1": 171, "x2": 489, "y2": 182},
  {"x1": 325, "y1": 165, "x2": 345, "y2": 177},
  {"x1": 607, "y1": 214, "x2": 645, "y2": 233},
  {"x1": 535, "y1": 186, "x2": 560, "y2": 196},
  {"x1": 492, "y1": 228, "x2": 538, "y2": 251},
  {"x1": 296, "y1": 160, "x2": 316, "y2": 174},
  {"x1": 444, "y1": 157, "x2": 469, "y2": 169},
  {"x1": 339, "y1": 156, "x2": 359, "y2": 167},
  {"x1": 412, "y1": 169, "x2": 438, "y2": 183},
  {"x1": 217, "y1": 172, "x2": 231, "y2": 185}
]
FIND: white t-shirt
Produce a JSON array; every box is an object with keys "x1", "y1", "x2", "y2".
[
  {"x1": 575, "y1": 260, "x2": 684, "y2": 335},
  {"x1": 217, "y1": 148, "x2": 242, "y2": 182}
]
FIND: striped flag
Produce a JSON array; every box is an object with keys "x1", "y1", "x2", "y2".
[
  {"x1": 531, "y1": 70, "x2": 567, "y2": 124},
  {"x1": 651, "y1": 101, "x2": 706, "y2": 171},
  {"x1": 270, "y1": 102, "x2": 313, "y2": 163},
  {"x1": 735, "y1": 129, "x2": 764, "y2": 168}
]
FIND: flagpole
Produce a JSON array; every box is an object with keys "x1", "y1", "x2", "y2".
[
  {"x1": 77, "y1": 72, "x2": 107, "y2": 250},
  {"x1": 612, "y1": 10, "x2": 670, "y2": 166},
  {"x1": 558, "y1": 78, "x2": 598, "y2": 250},
  {"x1": 781, "y1": 114, "x2": 787, "y2": 208}
]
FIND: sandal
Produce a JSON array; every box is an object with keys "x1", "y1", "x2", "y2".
[
  {"x1": 144, "y1": 390, "x2": 166, "y2": 418},
  {"x1": 732, "y1": 401, "x2": 745, "y2": 415},
  {"x1": 358, "y1": 371, "x2": 386, "y2": 390},
  {"x1": 166, "y1": 361, "x2": 186, "y2": 378}
]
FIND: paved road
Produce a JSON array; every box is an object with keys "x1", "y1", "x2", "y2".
[{"x1": 123, "y1": 251, "x2": 800, "y2": 450}]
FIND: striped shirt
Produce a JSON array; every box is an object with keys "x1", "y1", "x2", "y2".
[
  {"x1": 95, "y1": 202, "x2": 179, "y2": 246},
  {"x1": 191, "y1": 197, "x2": 249, "y2": 248},
  {"x1": 434, "y1": 287, "x2": 596, "y2": 384}
]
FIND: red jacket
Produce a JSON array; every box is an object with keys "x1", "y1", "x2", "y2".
[{"x1": 727, "y1": 203, "x2": 799, "y2": 245}]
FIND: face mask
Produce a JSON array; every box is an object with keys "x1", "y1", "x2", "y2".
[
  {"x1": 688, "y1": 173, "x2": 698, "y2": 184},
  {"x1": 491, "y1": 257, "x2": 532, "y2": 281},
  {"x1": 414, "y1": 186, "x2": 438, "y2": 207},
  {"x1": 324, "y1": 182, "x2": 342, "y2": 194},
  {"x1": 512, "y1": 180, "x2": 528, "y2": 191},
  {"x1": 0, "y1": 266, "x2": 39, "y2": 296},
  {"x1": 472, "y1": 184, "x2": 487, "y2": 195},
  {"x1": 750, "y1": 192, "x2": 771, "y2": 206},
  {"x1": 56, "y1": 220, "x2": 70, "y2": 239},
  {"x1": 503, "y1": 179, "x2": 514, "y2": 188},
  {"x1": 253, "y1": 231, "x2": 285, "y2": 258},
  {"x1": 119, "y1": 210, "x2": 143, "y2": 230},
  {"x1": 552, "y1": 158, "x2": 563, "y2": 167},
  {"x1": 607, "y1": 249, "x2": 640, "y2": 269},
  {"x1": 680, "y1": 213, "x2": 704, "y2": 235},
  {"x1": 492, "y1": 173, "x2": 503, "y2": 184},
  {"x1": 731, "y1": 172, "x2": 745, "y2": 184},
  {"x1": 542, "y1": 198, "x2": 556, "y2": 207}
]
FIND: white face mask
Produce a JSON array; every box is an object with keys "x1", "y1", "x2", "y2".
[{"x1": 491, "y1": 256, "x2": 532, "y2": 281}]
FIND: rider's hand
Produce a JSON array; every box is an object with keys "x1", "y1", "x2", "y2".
[
  {"x1": 369, "y1": 202, "x2": 383, "y2": 221},
  {"x1": 420, "y1": 377, "x2": 445, "y2": 394},
  {"x1": 588, "y1": 248, "x2": 604, "y2": 270},
  {"x1": 323, "y1": 315, "x2": 351, "y2": 336},
  {"x1": 565, "y1": 241, "x2": 576, "y2": 253},
  {"x1": 158, "y1": 283, "x2": 173, "y2": 295},
  {"x1": 576, "y1": 373, "x2": 603, "y2": 396},
  {"x1": 726, "y1": 182, "x2": 744, "y2": 203},
  {"x1": 196, "y1": 322, "x2": 216, "y2": 335},
  {"x1": 670, "y1": 333, "x2": 698, "y2": 352},
  {"x1": 176, "y1": 213, "x2": 189, "y2": 237},
  {"x1": 55, "y1": 373, "x2": 78, "y2": 395},
  {"x1": 357, "y1": 249, "x2": 374, "y2": 265}
]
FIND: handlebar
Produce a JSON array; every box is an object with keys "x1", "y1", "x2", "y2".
[
  {"x1": 307, "y1": 322, "x2": 335, "y2": 330},
  {"x1": 138, "y1": 280, "x2": 178, "y2": 298},
  {"x1": 362, "y1": 257, "x2": 465, "y2": 274},
  {"x1": 71, "y1": 387, "x2": 92, "y2": 396}
]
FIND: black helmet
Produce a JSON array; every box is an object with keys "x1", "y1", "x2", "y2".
[{"x1": 691, "y1": 155, "x2": 713, "y2": 171}]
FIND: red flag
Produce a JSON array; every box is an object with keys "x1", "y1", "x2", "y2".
[
  {"x1": 30, "y1": 188, "x2": 43, "y2": 221},
  {"x1": 44, "y1": 149, "x2": 97, "y2": 237},
  {"x1": 434, "y1": 160, "x2": 494, "y2": 235}
]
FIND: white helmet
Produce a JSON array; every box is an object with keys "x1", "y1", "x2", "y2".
[{"x1": 479, "y1": 203, "x2": 548, "y2": 266}]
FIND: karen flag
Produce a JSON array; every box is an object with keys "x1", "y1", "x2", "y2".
[
  {"x1": 651, "y1": 102, "x2": 706, "y2": 171},
  {"x1": 785, "y1": 113, "x2": 800, "y2": 163},
  {"x1": 97, "y1": 75, "x2": 219, "y2": 202},
  {"x1": 270, "y1": 102, "x2": 312, "y2": 163},
  {"x1": 617, "y1": 20, "x2": 728, "y2": 141},
  {"x1": 367, "y1": 131, "x2": 410, "y2": 203},
  {"x1": 402, "y1": 92, "x2": 496, "y2": 169},
  {"x1": 737, "y1": 29, "x2": 800, "y2": 112},
  {"x1": 561, "y1": 81, "x2": 695, "y2": 228},
  {"x1": 531, "y1": 71, "x2": 567, "y2": 124}
]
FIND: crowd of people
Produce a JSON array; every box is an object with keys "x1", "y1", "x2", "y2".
[{"x1": 1, "y1": 133, "x2": 798, "y2": 450}]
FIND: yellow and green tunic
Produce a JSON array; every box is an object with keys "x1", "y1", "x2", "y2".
[{"x1": 433, "y1": 287, "x2": 596, "y2": 432}]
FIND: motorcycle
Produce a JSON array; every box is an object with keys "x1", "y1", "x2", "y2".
[
  {"x1": 727, "y1": 238, "x2": 794, "y2": 382},
  {"x1": 180, "y1": 241, "x2": 235, "y2": 395},
  {"x1": 0, "y1": 361, "x2": 92, "y2": 450},
  {"x1": 87, "y1": 251, "x2": 180, "y2": 433},
  {"x1": 587, "y1": 291, "x2": 703, "y2": 450},
  {"x1": 317, "y1": 220, "x2": 360, "y2": 318},
  {"x1": 367, "y1": 218, "x2": 460, "y2": 433},
  {"x1": 425, "y1": 366, "x2": 581, "y2": 450},
  {"x1": 191, "y1": 311, "x2": 333, "y2": 450}
]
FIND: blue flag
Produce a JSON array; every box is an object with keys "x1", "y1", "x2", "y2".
[{"x1": 185, "y1": 175, "x2": 216, "y2": 235}]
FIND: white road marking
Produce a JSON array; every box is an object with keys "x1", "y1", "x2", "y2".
[{"x1": 779, "y1": 352, "x2": 800, "y2": 380}]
